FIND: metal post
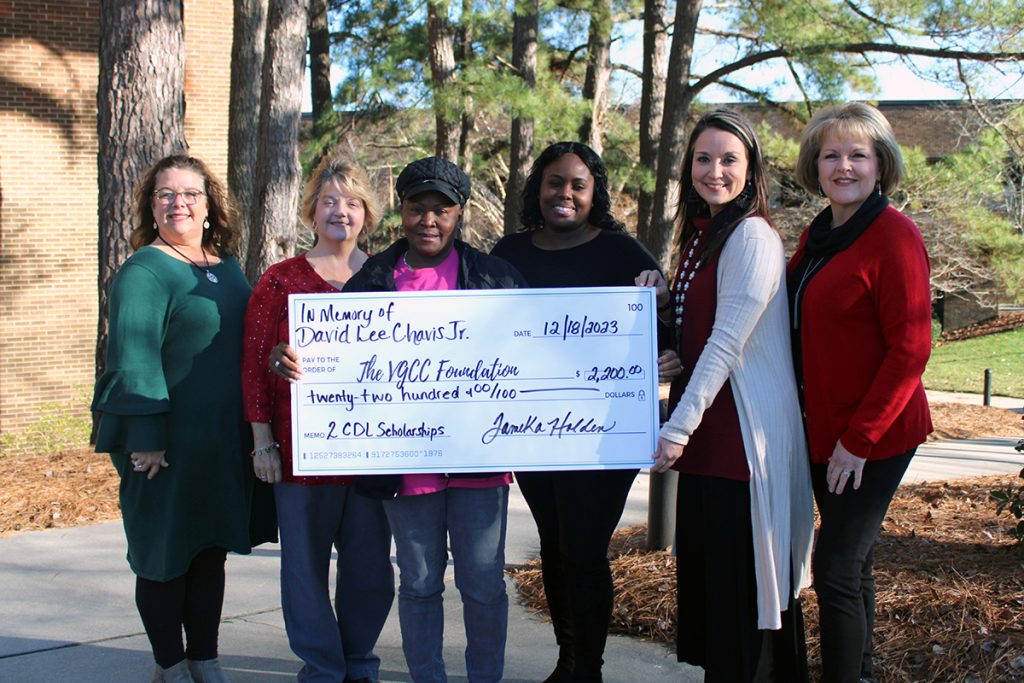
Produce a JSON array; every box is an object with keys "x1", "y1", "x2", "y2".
[
  {"x1": 647, "y1": 397, "x2": 678, "y2": 551},
  {"x1": 647, "y1": 468, "x2": 678, "y2": 551},
  {"x1": 984, "y1": 368, "x2": 992, "y2": 406}
]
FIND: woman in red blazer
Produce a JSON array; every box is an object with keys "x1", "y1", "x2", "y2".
[{"x1": 787, "y1": 102, "x2": 933, "y2": 683}]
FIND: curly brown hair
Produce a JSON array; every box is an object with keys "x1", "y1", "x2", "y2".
[{"x1": 130, "y1": 154, "x2": 240, "y2": 255}]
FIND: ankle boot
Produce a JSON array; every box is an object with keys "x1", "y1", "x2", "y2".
[
  {"x1": 152, "y1": 660, "x2": 196, "y2": 683},
  {"x1": 187, "y1": 658, "x2": 231, "y2": 683}
]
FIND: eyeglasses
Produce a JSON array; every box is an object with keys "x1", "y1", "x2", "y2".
[{"x1": 153, "y1": 190, "x2": 206, "y2": 206}]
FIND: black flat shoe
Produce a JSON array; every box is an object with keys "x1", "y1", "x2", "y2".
[{"x1": 543, "y1": 665, "x2": 574, "y2": 683}]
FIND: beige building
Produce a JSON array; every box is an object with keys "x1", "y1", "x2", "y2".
[{"x1": 0, "y1": 1, "x2": 233, "y2": 450}]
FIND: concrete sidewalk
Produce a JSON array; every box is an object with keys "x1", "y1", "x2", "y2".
[
  {"x1": 925, "y1": 389, "x2": 1023, "y2": 412},
  {"x1": 0, "y1": 474, "x2": 692, "y2": 683},
  {"x1": 1, "y1": 436, "x2": 1021, "y2": 683}
]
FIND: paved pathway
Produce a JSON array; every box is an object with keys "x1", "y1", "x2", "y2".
[
  {"x1": 0, "y1": 426, "x2": 1020, "y2": 682},
  {"x1": 0, "y1": 475, "x2": 692, "y2": 683},
  {"x1": 925, "y1": 389, "x2": 1023, "y2": 412}
]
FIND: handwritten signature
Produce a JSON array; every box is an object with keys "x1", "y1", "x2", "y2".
[{"x1": 480, "y1": 411, "x2": 617, "y2": 445}]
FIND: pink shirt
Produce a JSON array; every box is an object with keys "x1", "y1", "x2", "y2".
[{"x1": 393, "y1": 248, "x2": 513, "y2": 496}]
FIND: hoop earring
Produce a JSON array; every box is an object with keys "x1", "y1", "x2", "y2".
[{"x1": 735, "y1": 181, "x2": 754, "y2": 208}]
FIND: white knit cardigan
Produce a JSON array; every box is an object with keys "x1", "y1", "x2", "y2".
[{"x1": 660, "y1": 216, "x2": 814, "y2": 630}]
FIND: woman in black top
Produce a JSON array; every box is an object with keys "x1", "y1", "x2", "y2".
[{"x1": 492, "y1": 141, "x2": 673, "y2": 683}]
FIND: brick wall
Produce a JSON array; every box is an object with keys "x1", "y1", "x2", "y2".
[
  {"x1": 0, "y1": 0, "x2": 233, "y2": 448},
  {"x1": 0, "y1": 0, "x2": 102, "y2": 442},
  {"x1": 183, "y1": 0, "x2": 233, "y2": 181}
]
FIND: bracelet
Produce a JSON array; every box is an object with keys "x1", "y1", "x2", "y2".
[{"x1": 250, "y1": 442, "x2": 279, "y2": 458}]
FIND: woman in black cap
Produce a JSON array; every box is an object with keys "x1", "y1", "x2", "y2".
[{"x1": 344, "y1": 156, "x2": 526, "y2": 683}]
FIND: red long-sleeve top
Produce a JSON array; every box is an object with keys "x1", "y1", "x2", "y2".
[
  {"x1": 788, "y1": 205, "x2": 933, "y2": 463},
  {"x1": 242, "y1": 254, "x2": 353, "y2": 485}
]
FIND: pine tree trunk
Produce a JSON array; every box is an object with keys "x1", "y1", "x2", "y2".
[
  {"x1": 504, "y1": 0, "x2": 538, "y2": 235},
  {"x1": 578, "y1": 0, "x2": 612, "y2": 154},
  {"x1": 96, "y1": 0, "x2": 186, "y2": 408},
  {"x1": 636, "y1": 0, "x2": 668, "y2": 252},
  {"x1": 309, "y1": 0, "x2": 332, "y2": 132},
  {"x1": 427, "y1": 0, "x2": 460, "y2": 162},
  {"x1": 457, "y1": 0, "x2": 476, "y2": 223},
  {"x1": 228, "y1": 0, "x2": 267, "y2": 267},
  {"x1": 245, "y1": 0, "x2": 310, "y2": 282},
  {"x1": 650, "y1": 0, "x2": 702, "y2": 267}
]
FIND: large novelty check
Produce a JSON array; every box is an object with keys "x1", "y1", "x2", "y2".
[{"x1": 288, "y1": 287, "x2": 659, "y2": 476}]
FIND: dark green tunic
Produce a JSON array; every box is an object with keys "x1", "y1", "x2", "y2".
[{"x1": 92, "y1": 246, "x2": 275, "y2": 581}]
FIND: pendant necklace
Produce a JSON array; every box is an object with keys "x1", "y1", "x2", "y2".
[
  {"x1": 672, "y1": 231, "x2": 703, "y2": 327},
  {"x1": 158, "y1": 235, "x2": 219, "y2": 283}
]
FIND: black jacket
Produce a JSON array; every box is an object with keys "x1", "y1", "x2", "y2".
[
  {"x1": 345, "y1": 238, "x2": 526, "y2": 498},
  {"x1": 344, "y1": 237, "x2": 527, "y2": 293}
]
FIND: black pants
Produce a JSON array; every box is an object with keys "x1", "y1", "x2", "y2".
[
  {"x1": 676, "y1": 474, "x2": 808, "y2": 683},
  {"x1": 811, "y1": 449, "x2": 914, "y2": 683},
  {"x1": 135, "y1": 547, "x2": 228, "y2": 669},
  {"x1": 516, "y1": 468, "x2": 637, "y2": 682}
]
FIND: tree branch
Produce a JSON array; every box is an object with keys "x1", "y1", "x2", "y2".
[
  {"x1": 841, "y1": 0, "x2": 905, "y2": 33},
  {"x1": 782, "y1": 58, "x2": 813, "y2": 120},
  {"x1": 551, "y1": 43, "x2": 588, "y2": 83},
  {"x1": 612, "y1": 61, "x2": 642, "y2": 79},
  {"x1": 689, "y1": 42, "x2": 1024, "y2": 98},
  {"x1": 711, "y1": 78, "x2": 808, "y2": 126}
]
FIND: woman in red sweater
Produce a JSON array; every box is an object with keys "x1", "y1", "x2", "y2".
[
  {"x1": 242, "y1": 154, "x2": 394, "y2": 683},
  {"x1": 787, "y1": 102, "x2": 933, "y2": 683}
]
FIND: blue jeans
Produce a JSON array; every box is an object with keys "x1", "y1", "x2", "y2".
[
  {"x1": 383, "y1": 485, "x2": 509, "y2": 683},
  {"x1": 811, "y1": 449, "x2": 914, "y2": 683},
  {"x1": 275, "y1": 482, "x2": 394, "y2": 683}
]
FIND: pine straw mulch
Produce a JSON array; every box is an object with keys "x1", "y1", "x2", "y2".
[
  {"x1": 939, "y1": 312, "x2": 1024, "y2": 343},
  {"x1": 510, "y1": 477, "x2": 1024, "y2": 683},
  {"x1": 929, "y1": 402, "x2": 1023, "y2": 441},
  {"x1": 0, "y1": 447, "x2": 121, "y2": 536}
]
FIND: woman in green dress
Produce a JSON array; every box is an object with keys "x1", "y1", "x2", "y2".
[{"x1": 92, "y1": 154, "x2": 276, "y2": 683}]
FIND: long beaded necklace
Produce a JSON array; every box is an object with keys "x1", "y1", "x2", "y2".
[
  {"x1": 157, "y1": 235, "x2": 219, "y2": 284},
  {"x1": 672, "y1": 229, "x2": 703, "y2": 326}
]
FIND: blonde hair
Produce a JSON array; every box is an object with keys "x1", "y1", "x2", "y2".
[
  {"x1": 300, "y1": 154, "x2": 381, "y2": 234},
  {"x1": 795, "y1": 102, "x2": 904, "y2": 197}
]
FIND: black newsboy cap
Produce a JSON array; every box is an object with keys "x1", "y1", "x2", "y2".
[{"x1": 395, "y1": 156, "x2": 471, "y2": 207}]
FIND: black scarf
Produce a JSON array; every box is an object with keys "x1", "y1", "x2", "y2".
[
  {"x1": 803, "y1": 189, "x2": 888, "y2": 258},
  {"x1": 688, "y1": 190, "x2": 755, "y2": 271},
  {"x1": 787, "y1": 189, "x2": 889, "y2": 391}
]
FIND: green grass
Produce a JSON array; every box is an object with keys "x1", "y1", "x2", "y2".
[{"x1": 924, "y1": 328, "x2": 1024, "y2": 397}]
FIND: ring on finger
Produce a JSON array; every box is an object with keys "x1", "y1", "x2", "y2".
[{"x1": 274, "y1": 360, "x2": 281, "y2": 368}]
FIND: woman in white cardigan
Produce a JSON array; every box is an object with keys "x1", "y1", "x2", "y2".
[{"x1": 644, "y1": 109, "x2": 814, "y2": 682}]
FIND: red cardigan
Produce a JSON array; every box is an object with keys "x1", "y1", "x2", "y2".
[
  {"x1": 241, "y1": 254, "x2": 354, "y2": 485},
  {"x1": 789, "y1": 205, "x2": 933, "y2": 464}
]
